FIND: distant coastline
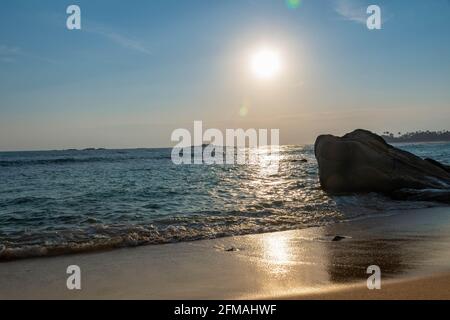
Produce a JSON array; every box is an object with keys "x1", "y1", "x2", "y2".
[{"x1": 381, "y1": 130, "x2": 450, "y2": 143}]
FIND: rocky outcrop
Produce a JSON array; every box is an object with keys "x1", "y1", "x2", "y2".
[{"x1": 314, "y1": 129, "x2": 450, "y2": 203}]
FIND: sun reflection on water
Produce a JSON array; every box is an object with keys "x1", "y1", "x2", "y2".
[{"x1": 256, "y1": 145, "x2": 281, "y2": 177}]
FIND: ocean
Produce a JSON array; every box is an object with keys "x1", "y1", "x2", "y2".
[{"x1": 1, "y1": 142, "x2": 449, "y2": 260}]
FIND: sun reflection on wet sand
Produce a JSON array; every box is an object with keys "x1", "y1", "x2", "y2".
[{"x1": 262, "y1": 232, "x2": 294, "y2": 276}]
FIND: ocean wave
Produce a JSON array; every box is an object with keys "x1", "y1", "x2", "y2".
[
  {"x1": 0, "y1": 198, "x2": 443, "y2": 262},
  {"x1": 0, "y1": 154, "x2": 172, "y2": 167},
  {"x1": 0, "y1": 157, "x2": 115, "y2": 167},
  {"x1": 0, "y1": 196, "x2": 56, "y2": 207},
  {"x1": 0, "y1": 221, "x2": 298, "y2": 261}
]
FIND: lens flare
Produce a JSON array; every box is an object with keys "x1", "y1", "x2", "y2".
[
  {"x1": 285, "y1": 0, "x2": 302, "y2": 10},
  {"x1": 239, "y1": 104, "x2": 249, "y2": 117}
]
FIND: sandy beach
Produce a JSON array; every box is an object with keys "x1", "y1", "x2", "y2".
[
  {"x1": 283, "y1": 274, "x2": 450, "y2": 300},
  {"x1": 1, "y1": 206, "x2": 449, "y2": 299}
]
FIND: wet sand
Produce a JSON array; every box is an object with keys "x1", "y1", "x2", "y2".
[
  {"x1": 283, "y1": 274, "x2": 450, "y2": 300},
  {"x1": 0, "y1": 206, "x2": 449, "y2": 299}
]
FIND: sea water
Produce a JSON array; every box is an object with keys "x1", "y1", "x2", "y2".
[{"x1": 0, "y1": 142, "x2": 449, "y2": 260}]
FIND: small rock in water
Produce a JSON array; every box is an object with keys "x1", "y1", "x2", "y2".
[
  {"x1": 331, "y1": 236, "x2": 346, "y2": 242},
  {"x1": 290, "y1": 158, "x2": 308, "y2": 163}
]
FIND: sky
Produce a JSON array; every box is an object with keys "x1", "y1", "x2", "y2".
[{"x1": 0, "y1": 0, "x2": 449, "y2": 151}]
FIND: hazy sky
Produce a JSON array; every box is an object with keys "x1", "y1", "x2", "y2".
[{"x1": 1, "y1": 0, "x2": 449, "y2": 150}]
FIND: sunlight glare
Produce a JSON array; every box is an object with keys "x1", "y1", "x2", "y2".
[{"x1": 250, "y1": 47, "x2": 282, "y2": 80}]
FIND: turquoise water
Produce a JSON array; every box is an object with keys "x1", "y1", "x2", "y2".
[{"x1": 0, "y1": 142, "x2": 449, "y2": 260}]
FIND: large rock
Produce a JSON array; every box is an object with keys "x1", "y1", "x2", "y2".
[{"x1": 314, "y1": 129, "x2": 450, "y2": 203}]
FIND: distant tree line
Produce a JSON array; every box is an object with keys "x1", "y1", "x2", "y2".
[{"x1": 381, "y1": 130, "x2": 450, "y2": 143}]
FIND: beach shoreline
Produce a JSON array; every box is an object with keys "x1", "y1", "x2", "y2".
[{"x1": 1, "y1": 206, "x2": 450, "y2": 300}]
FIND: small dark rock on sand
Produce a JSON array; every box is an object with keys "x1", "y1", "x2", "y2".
[{"x1": 331, "y1": 236, "x2": 346, "y2": 242}]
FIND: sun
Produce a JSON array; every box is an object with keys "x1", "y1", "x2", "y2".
[{"x1": 250, "y1": 47, "x2": 282, "y2": 80}]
